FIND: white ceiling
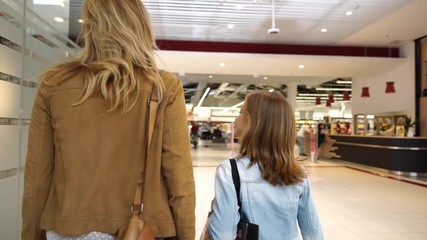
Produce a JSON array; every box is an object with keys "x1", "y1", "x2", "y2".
[
  {"x1": 150, "y1": 0, "x2": 427, "y2": 80},
  {"x1": 33, "y1": 0, "x2": 427, "y2": 80},
  {"x1": 30, "y1": 0, "x2": 427, "y2": 110}
]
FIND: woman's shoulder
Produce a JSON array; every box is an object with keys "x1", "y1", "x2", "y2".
[
  {"x1": 160, "y1": 70, "x2": 180, "y2": 89},
  {"x1": 41, "y1": 61, "x2": 84, "y2": 87}
]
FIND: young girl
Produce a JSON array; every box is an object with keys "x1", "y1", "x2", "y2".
[{"x1": 207, "y1": 91, "x2": 323, "y2": 239}]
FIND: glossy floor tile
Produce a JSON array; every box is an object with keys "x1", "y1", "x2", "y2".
[{"x1": 191, "y1": 144, "x2": 427, "y2": 240}]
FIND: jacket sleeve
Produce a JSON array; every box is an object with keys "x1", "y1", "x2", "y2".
[
  {"x1": 22, "y1": 84, "x2": 54, "y2": 240},
  {"x1": 207, "y1": 162, "x2": 240, "y2": 240},
  {"x1": 161, "y1": 85, "x2": 196, "y2": 240},
  {"x1": 297, "y1": 177, "x2": 324, "y2": 240}
]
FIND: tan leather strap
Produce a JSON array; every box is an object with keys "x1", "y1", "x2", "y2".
[{"x1": 132, "y1": 83, "x2": 159, "y2": 214}]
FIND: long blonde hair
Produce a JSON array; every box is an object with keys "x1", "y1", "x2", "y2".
[
  {"x1": 239, "y1": 91, "x2": 306, "y2": 185},
  {"x1": 41, "y1": 0, "x2": 164, "y2": 113}
]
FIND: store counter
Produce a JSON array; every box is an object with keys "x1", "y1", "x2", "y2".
[{"x1": 319, "y1": 134, "x2": 427, "y2": 173}]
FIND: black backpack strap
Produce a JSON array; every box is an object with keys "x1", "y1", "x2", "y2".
[{"x1": 230, "y1": 158, "x2": 242, "y2": 215}]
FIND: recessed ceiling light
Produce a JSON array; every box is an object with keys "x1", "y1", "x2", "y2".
[
  {"x1": 227, "y1": 24, "x2": 235, "y2": 29},
  {"x1": 208, "y1": 75, "x2": 213, "y2": 79},
  {"x1": 268, "y1": 89, "x2": 274, "y2": 92},
  {"x1": 219, "y1": 63, "x2": 226, "y2": 67},
  {"x1": 345, "y1": 11, "x2": 353, "y2": 16},
  {"x1": 78, "y1": 19, "x2": 84, "y2": 23},
  {"x1": 321, "y1": 28, "x2": 328, "y2": 33},
  {"x1": 54, "y1": 17, "x2": 64, "y2": 22},
  {"x1": 299, "y1": 65, "x2": 305, "y2": 69},
  {"x1": 263, "y1": 77, "x2": 268, "y2": 80}
]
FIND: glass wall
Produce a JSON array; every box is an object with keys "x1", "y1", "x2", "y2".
[{"x1": 0, "y1": 0, "x2": 78, "y2": 238}]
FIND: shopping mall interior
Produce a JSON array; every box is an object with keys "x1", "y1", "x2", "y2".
[{"x1": 1, "y1": 0, "x2": 427, "y2": 239}]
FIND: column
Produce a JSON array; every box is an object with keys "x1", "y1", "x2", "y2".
[{"x1": 287, "y1": 82, "x2": 297, "y2": 112}]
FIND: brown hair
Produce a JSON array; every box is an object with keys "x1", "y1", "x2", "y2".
[
  {"x1": 41, "y1": 0, "x2": 164, "y2": 113},
  {"x1": 239, "y1": 91, "x2": 306, "y2": 185}
]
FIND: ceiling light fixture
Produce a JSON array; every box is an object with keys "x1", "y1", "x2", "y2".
[
  {"x1": 298, "y1": 93, "x2": 329, "y2": 97},
  {"x1": 54, "y1": 17, "x2": 64, "y2": 22},
  {"x1": 316, "y1": 88, "x2": 352, "y2": 91},
  {"x1": 78, "y1": 19, "x2": 84, "y2": 23},
  {"x1": 208, "y1": 75, "x2": 213, "y2": 79},
  {"x1": 268, "y1": 0, "x2": 280, "y2": 34},
  {"x1": 361, "y1": 87, "x2": 370, "y2": 98},
  {"x1": 299, "y1": 65, "x2": 305, "y2": 69},
  {"x1": 264, "y1": 77, "x2": 268, "y2": 80},
  {"x1": 196, "y1": 87, "x2": 211, "y2": 107},
  {"x1": 230, "y1": 101, "x2": 245, "y2": 108},
  {"x1": 336, "y1": 80, "x2": 352, "y2": 84},
  {"x1": 321, "y1": 28, "x2": 328, "y2": 33},
  {"x1": 219, "y1": 63, "x2": 226, "y2": 67},
  {"x1": 345, "y1": 11, "x2": 353, "y2": 16},
  {"x1": 227, "y1": 24, "x2": 235, "y2": 29},
  {"x1": 343, "y1": 91, "x2": 351, "y2": 101},
  {"x1": 385, "y1": 81, "x2": 396, "y2": 93}
]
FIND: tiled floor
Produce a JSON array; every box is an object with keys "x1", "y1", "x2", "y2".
[{"x1": 191, "y1": 143, "x2": 427, "y2": 240}]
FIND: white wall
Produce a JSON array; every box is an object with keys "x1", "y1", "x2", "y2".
[{"x1": 352, "y1": 42, "x2": 416, "y2": 115}]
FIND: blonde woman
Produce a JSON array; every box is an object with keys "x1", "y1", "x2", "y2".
[
  {"x1": 21, "y1": 0, "x2": 195, "y2": 239},
  {"x1": 207, "y1": 91, "x2": 323, "y2": 239}
]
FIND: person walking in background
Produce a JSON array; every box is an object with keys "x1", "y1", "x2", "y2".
[
  {"x1": 335, "y1": 121, "x2": 342, "y2": 134},
  {"x1": 317, "y1": 123, "x2": 326, "y2": 147},
  {"x1": 297, "y1": 124, "x2": 310, "y2": 156},
  {"x1": 207, "y1": 91, "x2": 323, "y2": 239},
  {"x1": 190, "y1": 121, "x2": 200, "y2": 148},
  {"x1": 21, "y1": 0, "x2": 195, "y2": 239}
]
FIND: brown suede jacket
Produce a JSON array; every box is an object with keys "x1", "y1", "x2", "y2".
[{"x1": 22, "y1": 71, "x2": 196, "y2": 240}]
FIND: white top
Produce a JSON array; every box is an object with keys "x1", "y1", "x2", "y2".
[
  {"x1": 46, "y1": 231, "x2": 115, "y2": 240},
  {"x1": 297, "y1": 125, "x2": 310, "y2": 137}
]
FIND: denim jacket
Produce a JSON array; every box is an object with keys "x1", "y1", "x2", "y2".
[{"x1": 208, "y1": 157, "x2": 324, "y2": 240}]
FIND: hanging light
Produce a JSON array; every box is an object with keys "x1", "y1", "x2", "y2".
[
  {"x1": 343, "y1": 91, "x2": 351, "y2": 101},
  {"x1": 385, "y1": 81, "x2": 396, "y2": 94},
  {"x1": 361, "y1": 87, "x2": 370, "y2": 98},
  {"x1": 328, "y1": 94, "x2": 334, "y2": 103},
  {"x1": 267, "y1": 0, "x2": 280, "y2": 34},
  {"x1": 315, "y1": 97, "x2": 321, "y2": 105},
  {"x1": 326, "y1": 100, "x2": 331, "y2": 107}
]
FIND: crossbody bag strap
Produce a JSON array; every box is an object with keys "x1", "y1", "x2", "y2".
[
  {"x1": 131, "y1": 83, "x2": 159, "y2": 214},
  {"x1": 230, "y1": 158, "x2": 242, "y2": 216}
]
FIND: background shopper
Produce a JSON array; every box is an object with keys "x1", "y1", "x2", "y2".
[
  {"x1": 21, "y1": 0, "x2": 195, "y2": 239},
  {"x1": 207, "y1": 91, "x2": 323, "y2": 239},
  {"x1": 297, "y1": 124, "x2": 310, "y2": 155}
]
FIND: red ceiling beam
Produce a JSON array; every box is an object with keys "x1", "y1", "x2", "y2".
[{"x1": 156, "y1": 39, "x2": 400, "y2": 58}]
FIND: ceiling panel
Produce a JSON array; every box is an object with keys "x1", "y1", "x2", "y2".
[{"x1": 31, "y1": 0, "x2": 426, "y2": 112}]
